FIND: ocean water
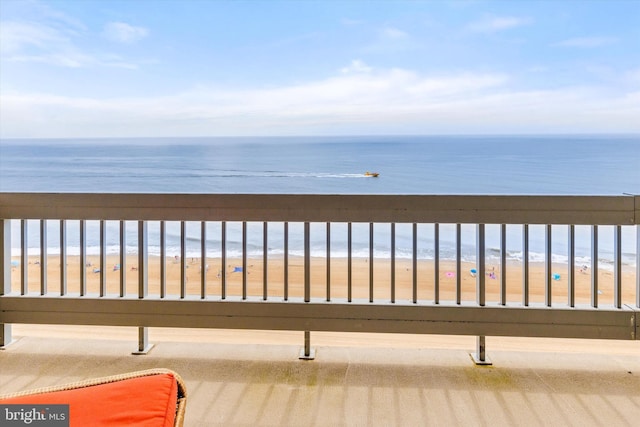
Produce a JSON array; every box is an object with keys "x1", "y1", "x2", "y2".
[{"x1": 1, "y1": 135, "x2": 638, "y2": 267}]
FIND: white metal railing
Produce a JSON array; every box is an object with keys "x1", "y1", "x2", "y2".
[{"x1": 1, "y1": 193, "x2": 638, "y2": 363}]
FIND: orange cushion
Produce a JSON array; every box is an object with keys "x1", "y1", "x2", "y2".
[{"x1": 1, "y1": 373, "x2": 178, "y2": 427}]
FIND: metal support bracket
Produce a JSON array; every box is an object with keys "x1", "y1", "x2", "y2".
[
  {"x1": 470, "y1": 335, "x2": 492, "y2": 365},
  {"x1": 0, "y1": 324, "x2": 15, "y2": 350},
  {"x1": 298, "y1": 347, "x2": 316, "y2": 360},
  {"x1": 132, "y1": 326, "x2": 154, "y2": 355},
  {"x1": 299, "y1": 330, "x2": 316, "y2": 360}
]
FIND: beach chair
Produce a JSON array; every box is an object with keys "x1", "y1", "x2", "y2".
[{"x1": 0, "y1": 368, "x2": 186, "y2": 426}]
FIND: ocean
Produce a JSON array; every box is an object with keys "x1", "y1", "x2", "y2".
[{"x1": 1, "y1": 135, "x2": 639, "y2": 267}]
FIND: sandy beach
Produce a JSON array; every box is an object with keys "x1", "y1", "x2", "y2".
[
  {"x1": 9, "y1": 254, "x2": 637, "y2": 307},
  {"x1": 5, "y1": 256, "x2": 640, "y2": 427}
]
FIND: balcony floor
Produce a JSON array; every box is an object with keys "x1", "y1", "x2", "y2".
[{"x1": 2, "y1": 325, "x2": 639, "y2": 426}]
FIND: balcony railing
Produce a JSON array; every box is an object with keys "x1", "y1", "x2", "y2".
[{"x1": 1, "y1": 193, "x2": 638, "y2": 363}]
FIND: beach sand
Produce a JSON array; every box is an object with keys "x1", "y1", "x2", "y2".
[
  {"x1": 10, "y1": 254, "x2": 637, "y2": 306},
  {"x1": 6, "y1": 254, "x2": 639, "y2": 364}
]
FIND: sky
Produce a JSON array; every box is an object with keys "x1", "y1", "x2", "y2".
[{"x1": 1, "y1": 0, "x2": 639, "y2": 138}]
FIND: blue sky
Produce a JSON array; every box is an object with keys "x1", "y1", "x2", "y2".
[{"x1": 1, "y1": 0, "x2": 639, "y2": 138}]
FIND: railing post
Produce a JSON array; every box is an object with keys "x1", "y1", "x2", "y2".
[
  {"x1": 613, "y1": 225, "x2": 622, "y2": 309},
  {"x1": 391, "y1": 223, "x2": 396, "y2": 303},
  {"x1": 0, "y1": 219, "x2": 14, "y2": 349},
  {"x1": 591, "y1": 225, "x2": 599, "y2": 308},
  {"x1": 181, "y1": 221, "x2": 187, "y2": 299},
  {"x1": 456, "y1": 223, "x2": 461, "y2": 305},
  {"x1": 263, "y1": 222, "x2": 267, "y2": 301},
  {"x1": 133, "y1": 220, "x2": 153, "y2": 355},
  {"x1": 119, "y1": 220, "x2": 127, "y2": 297},
  {"x1": 20, "y1": 220, "x2": 27, "y2": 295},
  {"x1": 544, "y1": 224, "x2": 552, "y2": 307},
  {"x1": 369, "y1": 222, "x2": 374, "y2": 303},
  {"x1": 471, "y1": 223, "x2": 492, "y2": 365},
  {"x1": 202, "y1": 221, "x2": 208, "y2": 300},
  {"x1": 79, "y1": 220, "x2": 86, "y2": 296},
  {"x1": 412, "y1": 222, "x2": 417, "y2": 303},
  {"x1": 500, "y1": 224, "x2": 506, "y2": 306},
  {"x1": 299, "y1": 221, "x2": 315, "y2": 360},
  {"x1": 434, "y1": 223, "x2": 439, "y2": 304},
  {"x1": 99, "y1": 220, "x2": 106, "y2": 297},
  {"x1": 522, "y1": 224, "x2": 529, "y2": 306},
  {"x1": 39, "y1": 220, "x2": 47, "y2": 295},
  {"x1": 568, "y1": 225, "x2": 575, "y2": 307},
  {"x1": 637, "y1": 224, "x2": 640, "y2": 309},
  {"x1": 283, "y1": 222, "x2": 288, "y2": 301},
  {"x1": 60, "y1": 220, "x2": 67, "y2": 296},
  {"x1": 326, "y1": 222, "x2": 331, "y2": 302}
]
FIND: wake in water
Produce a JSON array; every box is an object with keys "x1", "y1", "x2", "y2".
[{"x1": 203, "y1": 170, "x2": 372, "y2": 179}]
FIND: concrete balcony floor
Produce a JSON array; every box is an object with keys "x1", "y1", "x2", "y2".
[{"x1": 2, "y1": 325, "x2": 639, "y2": 426}]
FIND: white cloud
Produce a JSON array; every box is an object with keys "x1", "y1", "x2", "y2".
[
  {"x1": 467, "y1": 16, "x2": 530, "y2": 33},
  {"x1": 102, "y1": 22, "x2": 149, "y2": 44},
  {"x1": 1, "y1": 18, "x2": 145, "y2": 69},
  {"x1": 381, "y1": 27, "x2": 409, "y2": 40},
  {"x1": 554, "y1": 37, "x2": 618, "y2": 48},
  {"x1": 363, "y1": 26, "x2": 416, "y2": 53},
  {"x1": 340, "y1": 59, "x2": 372, "y2": 74},
  {"x1": 0, "y1": 21, "x2": 69, "y2": 55},
  {"x1": 626, "y1": 68, "x2": 640, "y2": 84},
  {"x1": 3, "y1": 63, "x2": 637, "y2": 137}
]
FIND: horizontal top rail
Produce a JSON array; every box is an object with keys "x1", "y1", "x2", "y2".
[{"x1": 0, "y1": 192, "x2": 638, "y2": 225}]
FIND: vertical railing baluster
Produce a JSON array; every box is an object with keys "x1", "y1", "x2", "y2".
[
  {"x1": 348, "y1": 222, "x2": 352, "y2": 303},
  {"x1": 412, "y1": 223, "x2": 417, "y2": 304},
  {"x1": 391, "y1": 223, "x2": 396, "y2": 304},
  {"x1": 201, "y1": 221, "x2": 207, "y2": 299},
  {"x1": 138, "y1": 221, "x2": 148, "y2": 300},
  {"x1": 472, "y1": 223, "x2": 491, "y2": 365},
  {"x1": 434, "y1": 223, "x2": 439, "y2": 304},
  {"x1": 0, "y1": 219, "x2": 13, "y2": 348},
  {"x1": 263, "y1": 222, "x2": 268, "y2": 301},
  {"x1": 637, "y1": 225, "x2": 640, "y2": 309},
  {"x1": 99, "y1": 220, "x2": 106, "y2": 297},
  {"x1": 500, "y1": 224, "x2": 506, "y2": 306},
  {"x1": 221, "y1": 221, "x2": 226, "y2": 299},
  {"x1": 568, "y1": 225, "x2": 575, "y2": 307},
  {"x1": 477, "y1": 224, "x2": 486, "y2": 307},
  {"x1": 613, "y1": 225, "x2": 622, "y2": 309},
  {"x1": 80, "y1": 220, "x2": 86, "y2": 296},
  {"x1": 119, "y1": 221, "x2": 126, "y2": 297},
  {"x1": 60, "y1": 220, "x2": 67, "y2": 296},
  {"x1": 133, "y1": 220, "x2": 152, "y2": 354},
  {"x1": 160, "y1": 221, "x2": 166, "y2": 298},
  {"x1": 326, "y1": 222, "x2": 331, "y2": 302},
  {"x1": 180, "y1": 221, "x2": 186, "y2": 299},
  {"x1": 242, "y1": 221, "x2": 247, "y2": 300},
  {"x1": 369, "y1": 222, "x2": 374, "y2": 303},
  {"x1": 456, "y1": 224, "x2": 461, "y2": 305},
  {"x1": 591, "y1": 225, "x2": 598, "y2": 308},
  {"x1": 304, "y1": 222, "x2": 310, "y2": 303},
  {"x1": 522, "y1": 224, "x2": 529, "y2": 306},
  {"x1": 545, "y1": 224, "x2": 552, "y2": 307},
  {"x1": 299, "y1": 221, "x2": 314, "y2": 360},
  {"x1": 21, "y1": 220, "x2": 28, "y2": 295},
  {"x1": 40, "y1": 220, "x2": 47, "y2": 295},
  {"x1": 283, "y1": 222, "x2": 288, "y2": 301}
]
